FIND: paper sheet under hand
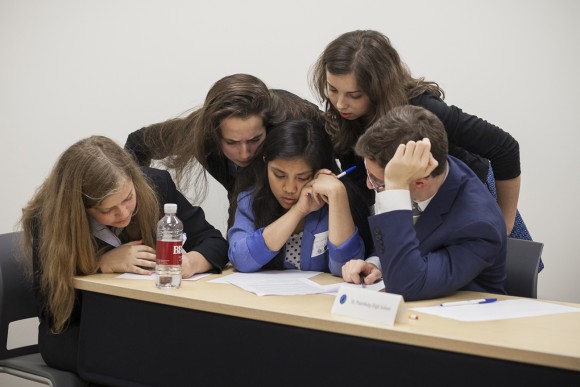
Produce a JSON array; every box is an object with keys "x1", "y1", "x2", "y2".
[
  {"x1": 208, "y1": 270, "x2": 385, "y2": 296},
  {"x1": 319, "y1": 280, "x2": 386, "y2": 295},
  {"x1": 226, "y1": 277, "x2": 328, "y2": 296},
  {"x1": 209, "y1": 270, "x2": 324, "y2": 296},
  {"x1": 410, "y1": 299, "x2": 580, "y2": 322}
]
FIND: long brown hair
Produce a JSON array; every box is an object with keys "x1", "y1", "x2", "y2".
[
  {"x1": 137, "y1": 73, "x2": 272, "y2": 200},
  {"x1": 355, "y1": 105, "x2": 449, "y2": 177},
  {"x1": 20, "y1": 136, "x2": 159, "y2": 333},
  {"x1": 310, "y1": 30, "x2": 444, "y2": 155}
]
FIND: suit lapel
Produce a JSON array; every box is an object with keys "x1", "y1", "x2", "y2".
[{"x1": 415, "y1": 158, "x2": 461, "y2": 241}]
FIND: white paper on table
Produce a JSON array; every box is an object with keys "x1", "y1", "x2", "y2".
[
  {"x1": 115, "y1": 273, "x2": 210, "y2": 281},
  {"x1": 226, "y1": 277, "x2": 382, "y2": 296},
  {"x1": 226, "y1": 277, "x2": 329, "y2": 296},
  {"x1": 208, "y1": 269, "x2": 321, "y2": 284},
  {"x1": 410, "y1": 299, "x2": 580, "y2": 322},
  {"x1": 211, "y1": 269, "x2": 385, "y2": 296},
  {"x1": 319, "y1": 280, "x2": 385, "y2": 295}
]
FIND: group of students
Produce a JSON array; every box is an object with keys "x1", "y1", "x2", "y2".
[{"x1": 19, "y1": 30, "x2": 535, "y2": 377}]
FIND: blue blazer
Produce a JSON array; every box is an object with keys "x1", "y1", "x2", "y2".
[
  {"x1": 228, "y1": 191, "x2": 365, "y2": 276},
  {"x1": 369, "y1": 156, "x2": 507, "y2": 301}
]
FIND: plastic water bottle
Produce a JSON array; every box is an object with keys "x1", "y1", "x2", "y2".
[{"x1": 155, "y1": 203, "x2": 183, "y2": 289}]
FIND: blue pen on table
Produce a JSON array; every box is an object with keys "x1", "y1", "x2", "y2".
[
  {"x1": 440, "y1": 298, "x2": 497, "y2": 307},
  {"x1": 336, "y1": 166, "x2": 356, "y2": 179}
]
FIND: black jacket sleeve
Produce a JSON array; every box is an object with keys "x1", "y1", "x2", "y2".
[
  {"x1": 411, "y1": 93, "x2": 520, "y2": 181},
  {"x1": 143, "y1": 167, "x2": 229, "y2": 271},
  {"x1": 125, "y1": 127, "x2": 153, "y2": 166}
]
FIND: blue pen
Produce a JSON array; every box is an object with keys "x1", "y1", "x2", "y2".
[
  {"x1": 440, "y1": 298, "x2": 497, "y2": 307},
  {"x1": 336, "y1": 166, "x2": 356, "y2": 179}
]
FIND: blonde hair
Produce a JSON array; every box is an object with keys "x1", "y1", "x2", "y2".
[{"x1": 21, "y1": 136, "x2": 159, "y2": 333}]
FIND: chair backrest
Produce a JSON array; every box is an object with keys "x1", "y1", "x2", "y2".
[
  {"x1": 505, "y1": 238, "x2": 544, "y2": 298},
  {"x1": 0, "y1": 231, "x2": 39, "y2": 359}
]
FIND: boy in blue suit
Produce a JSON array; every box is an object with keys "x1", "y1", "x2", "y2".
[{"x1": 341, "y1": 105, "x2": 507, "y2": 300}]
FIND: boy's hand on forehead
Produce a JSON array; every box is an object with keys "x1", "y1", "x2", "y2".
[{"x1": 383, "y1": 138, "x2": 438, "y2": 189}]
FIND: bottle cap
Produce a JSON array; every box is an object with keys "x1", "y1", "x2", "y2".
[{"x1": 164, "y1": 203, "x2": 177, "y2": 214}]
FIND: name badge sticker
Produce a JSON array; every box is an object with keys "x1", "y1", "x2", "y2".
[
  {"x1": 311, "y1": 231, "x2": 329, "y2": 257},
  {"x1": 331, "y1": 285, "x2": 408, "y2": 326}
]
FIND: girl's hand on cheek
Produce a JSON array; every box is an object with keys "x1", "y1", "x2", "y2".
[
  {"x1": 311, "y1": 173, "x2": 344, "y2": 203},
  {"x1": 294, "y1": 184, "x2": 324, "y2": 215}
]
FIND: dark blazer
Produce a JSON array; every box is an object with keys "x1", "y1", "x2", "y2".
[{"x1": 369, "y1": 156, "x2": 507, "y2": 301}]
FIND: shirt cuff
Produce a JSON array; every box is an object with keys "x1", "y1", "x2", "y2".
[
  {"x1": 373, "y1": 189, "x2": 412, "y2": 215},
  {"x1": 365, "y1": 255, "x2": 381, "y2": 271}
]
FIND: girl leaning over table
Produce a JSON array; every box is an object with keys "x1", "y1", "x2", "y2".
[
  {"x1": 20, "y1": 135, "x2": 228, "y2": 376},
  {"x1": 310, "y1": 30, "x2": 541, "y2": 270}
]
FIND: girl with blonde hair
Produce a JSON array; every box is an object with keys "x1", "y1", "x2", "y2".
[{"x1": 21, "y1": 135, "x2": 228, "y2": 374}]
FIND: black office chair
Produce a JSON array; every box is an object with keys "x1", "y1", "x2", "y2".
[
  {"x1": 0, "y1": 231, "x2": 87, "y2": 386},
  {"x1": 504, "y1": 238, "x2": 544, "y2": 299}
]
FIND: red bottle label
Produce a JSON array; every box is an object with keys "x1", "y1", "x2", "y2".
[{"x1": 156, "y1": 240, "x2": 182, "y2": 265}]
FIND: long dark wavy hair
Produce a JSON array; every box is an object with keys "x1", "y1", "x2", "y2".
[
  {"x1": 135, "y1": 73, "x2": 273, "y2": 199},
  {"x1": 310, "y1": 30, "x2": 444, "y2": 155}
]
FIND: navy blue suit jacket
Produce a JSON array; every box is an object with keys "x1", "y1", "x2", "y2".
[{"x1": 369, "y1": 156, "x2": 507, "y2": 301}]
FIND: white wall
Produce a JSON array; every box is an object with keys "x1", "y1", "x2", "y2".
[{"x1": 1, "y1": 0, "x2": 579, "y2": 302}]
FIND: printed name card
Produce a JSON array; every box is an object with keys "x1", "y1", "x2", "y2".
[{"x1": 331, "y1": 285, "x2": 407, "y2": 326}]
